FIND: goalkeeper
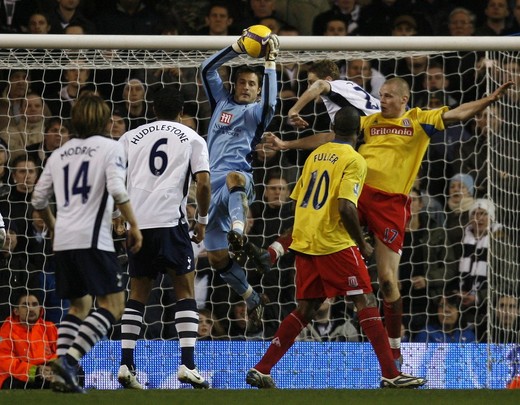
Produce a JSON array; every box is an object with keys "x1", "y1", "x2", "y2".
[
  {"x1": 265, "y1": 67, "x2": 513, "y2": 368},
  {"x1": 199, "y1": 31, "x2": 279, "y2": 330}
]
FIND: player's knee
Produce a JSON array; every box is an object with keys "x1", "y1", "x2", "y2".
[
  {"x1": 379, "y1": 279, "x2": 395, "y2": 298},
  {"x1": 226, "y1": 171, "x2": 246, "y2": 188}
]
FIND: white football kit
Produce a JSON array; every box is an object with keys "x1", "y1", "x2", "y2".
[
  {"x1": 119, "y1": 120, "x2": 210, "y2": 229},
  {"x1": 32, "y1": 136, "x2": 129, "y2": 252},
  {"x1": 324, "y1": 80, "x2": 381, "y2": 119}
]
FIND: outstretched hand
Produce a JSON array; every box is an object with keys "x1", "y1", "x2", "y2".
[
  {"x1": 288, "y1": 110, "x2": 309, "y2": 129},
  {"x1": 232, "y1": 30, "x2": 248, "y2": 54},
  {"x1": 489, "y1": 81, "x2": 514, "y2": 102},
  {"x1": 262, "y1": 132, "x2": 287, "y2": 151}
]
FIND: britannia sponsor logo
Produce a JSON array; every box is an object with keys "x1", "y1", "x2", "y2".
[{"x1": 369, "y1": 126, "x2": 414, "y2": 136}]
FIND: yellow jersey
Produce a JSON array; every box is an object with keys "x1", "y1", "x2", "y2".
[
  {"x1": 359, "y1": 107, "x2": 448, "y2": 194},
  {"x1": 290, "y1": 140, "x2": 367, "y2": 255}
]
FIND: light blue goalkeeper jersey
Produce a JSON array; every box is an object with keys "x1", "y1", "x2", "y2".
[{"x1": 201, "y1": 46, "x2": 277, "y2": 175}]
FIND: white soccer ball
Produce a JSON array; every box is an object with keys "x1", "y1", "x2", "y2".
[{"x1": 242, "y1": 25, "x2": 272, "y2": 58}]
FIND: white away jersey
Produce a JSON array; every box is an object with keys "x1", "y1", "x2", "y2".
[
  {"x1": 323, "y1": 80, "x2": 381, "y2": 120},
  {"x1": 32, "y1": 136, "x2": 128, "y2": 252},
  {"x1": 119, "y1": 120, "x2": 210, "y2": 229}
]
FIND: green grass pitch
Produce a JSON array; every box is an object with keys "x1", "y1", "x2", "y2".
[{"x1": 1, "y1": 389, "x2": 520, "y2": 405}]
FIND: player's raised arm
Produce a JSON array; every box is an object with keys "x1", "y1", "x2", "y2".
[
  {"x1": 288, "y1": 80, "x2": 332, "y2": 128},
  {"x1": 263, "y1": 131, "x2": 334, "y2": 151},
  {"x1": 442, "y1": 81, "x2": 514, "y2": 125}
]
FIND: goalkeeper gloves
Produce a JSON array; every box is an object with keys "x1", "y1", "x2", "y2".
[
  {"x1": 265, "y1": 34, "x2": 279, "y2": 62},
  {"x1": 232, "y1": 30, "x2": 247, "y2": 54}
]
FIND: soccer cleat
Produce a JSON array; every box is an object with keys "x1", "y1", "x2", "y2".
[
  {"x1": 118, "y1": 365, "x2": 143, "y2": 389},
  {"x1": 177, "y1": 364, "x2": 209, "y2": 389},
  {"x1": 247, "y1": 293, "x2": 269, "y2": 332},
  {"x1": 246, "y1": 368, "x2": 276, "y2": 389},
  {"x1": 380, "y1": 372, "x2": 427, "y2": 389},
  {"x1": 51, "y1": 356, "x2": 86, "y2": 394},
  {"x1": 227, "y1": 230, "x2": 246, "y2": 254},
  {"x1": 244, "y1": 242, "x2": 272, "y2": 274}
]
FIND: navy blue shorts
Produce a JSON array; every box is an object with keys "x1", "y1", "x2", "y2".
[
  {"x1": 54, "y1": 249, "x2": 125, "y2": 299},
  {"x1": 127, "y1": 223, "x2": 195, "y2": 279}
]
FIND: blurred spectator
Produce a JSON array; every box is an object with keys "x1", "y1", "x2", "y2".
[
  {"x1": 474, "y1": 0, "x2": 511, "y2": 35},
  {"x1": 259, "y1": 16, "x2": 283, "y2": 34},
  {"x1": 276, "y1": 0, "x2": 329, "y2": 35},
  {"x1": 460, "y1": 105, "x2": 503, "y2": 198},
  {"x1": 46, "y1": 65, "x2": 93, "y2": 120},
  {"x1": 63, "y1": 22, "x2": 88, "y2": 34},
  {"x1": 48, "y1": 0, "x2": 95, "y2": 34},
  {"x1": 0, "y1": 69, "x2": 31, "y2": 131},
  {"x1": 252, "y1": 141, "x2": 299, "y2": 194},
  {"x1": 457, "y1": 198, "x2": 504, "y2": 341},
  {"x1": 410, "y1": 0, "x2": 453, "y2": 35},
  {"x1": 399, "y1": 187, "x2": 457, "y2": 338},
  {"x1": 0, "y1": 154, "x2": 39, "y2": 234},
  {"x1": 235, "y1": 0, "x2": 287, "y2": 32},
  {"x1": 391, "y1": 14, "x2": 418, "y2": 36},
  {"x1": 197, "y1": 308, "x2": 225, "y2": 340},
  {"x1": 0, "y1": 220, "x2": 40, "y2": 321},
  {"x1": 27, "y1": 11, "x2": 51, "y2": 34},
  {"x1": 321, "y1": 14, "x2": 350, "y2": 36},
  {"x1": 194, "y1": 2, "x2": 237, "y2": 35},
  {"x1": 105, "y1": 108, "x2": 128, "y2": 140},
  {"x1": 413, "y1": 62, "x2": 459, "y2": 108},
  {"x1": 0, "y1": 92, "x2": 51, "y2": 163},
  {"x1": 444, "y1": 173, "x2": 476, "y2": 258},
  {"x1": 413, "y1": 295, "x2": 476, "y2": 343},
  {"x1": 0, "y1": 144, "x2": 9, "y2": 199},
  {"x1": 422, "y1": 92, "x2": 473, "y2": 207},
  {"x1": 357, "y1": 0, "x2": 409, "y2": 36},
  {"x1": 447, "y1": 7, "x2": 476, "y2": 36},
  {"x1": 343, "y1": 59, "x2": 385, "y2": 98},
  {"x1": 94, "y1": 0, "x2": 162, "y2": 35},
  {"x1": 0, "y1": 291, "x2": 57, "y2": 389},
  {"x1": 297, "y1": 298, "x2": 359, "y2": 342},
  {"x1": 312, "y1": 0, "x2": 361, "y2": 36},
  {"x1": 26, "y1": 117, "x2": 70, "y2": 168},
  {"x1": 493, "y1": 292, "x2": 520, "y2": 343},
  {"x1": 115, "y1": 78, "x2": 155, "y2": 131},
  {"x1": 504, "y1": 0, "x2": 520, "y2": 34}
]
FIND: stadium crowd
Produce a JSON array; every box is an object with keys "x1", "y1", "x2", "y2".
[{"x1": 0, "y1": 0, "x2": 519, "y2": 389}]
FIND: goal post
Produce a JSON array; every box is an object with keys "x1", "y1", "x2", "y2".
[{"x1": 0, "y1": 34, "x2": 518, "y2": 389}]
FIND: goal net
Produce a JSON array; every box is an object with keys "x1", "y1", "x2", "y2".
[{"x1": 0, "y1": 35, "x2": 518, "y2": 389}]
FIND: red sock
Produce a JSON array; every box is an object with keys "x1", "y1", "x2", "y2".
[
  {"x1": 383, "y1": 298, "x2": 403, "y2": 360},
  {"x1": 268, "y1": 233, "x2": 294, "y2": 264},
  {"x1": 254, "y1": 310, "x2": 307, "y2": 374},
  {"x1": 358, "y1": 306, "x2": 399, "y2": 379}
]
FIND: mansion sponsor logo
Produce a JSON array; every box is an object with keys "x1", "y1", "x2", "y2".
[{"x1": 370, "y1": 126, "x2": 414, "y2": 136}]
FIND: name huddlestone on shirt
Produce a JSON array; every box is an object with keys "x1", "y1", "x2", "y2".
[{"x1": 130, "y1": 124, "x2": 188, "y2": 145}]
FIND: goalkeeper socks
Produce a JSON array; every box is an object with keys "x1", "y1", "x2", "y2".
[
  {"x1": 67, "y1": 307, "x2": 115, "y2": 365},
  {"x1": 228, "y1": 186, "x2": 247, "y2": 234},
  {"x1": 358, "y1": 306, "x2": 399, "y2": 379},
  {"x1": 175, "y1": 299, "x2": 199, "y2": 370},
  {"x1": 254, "y1": 310, "x2": 307, "y2": 375},
  {"x1": 217, "y1": 259, "x2": 250, "y2": 296},
  {"x1": 57, "y1": 313, "x2": 82, "y2": 357},
  {"x1": 383, "y1": 297, "x2": 403, "y2": 359},
  {"x1": 121, "y1": 299, "x2": 145, "y2": 367}
]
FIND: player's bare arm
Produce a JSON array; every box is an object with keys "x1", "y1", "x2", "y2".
[
  {"x1": 35, "y1": 206, "x2": 55, "y2": 236},
  {"x1": 116, "y1": 201, "x2": 143, "y2": 254},
  {"x1": 192, "y1": 171, "x2": 211, "y2": 244},
  {"x1": 338, "y1": 198, "x2": 374, "y2": 259},
  {"x1": 442, "y1": 81, "x2": 514, "y2": 125},
  {"x1": 288, "y1": 79, "x2": 331, "y2": 128},
  {"x1": 263, "y1": 131, "x2": 333, "y2": 151}
]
